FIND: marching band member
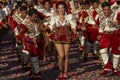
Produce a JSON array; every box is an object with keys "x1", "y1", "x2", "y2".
[
  {"x1": 17, "y1": 6, "x2": 29, "y2": 69},
  {"x1": 98, "y1": 2, "x2": 120, "y2": 76},
  {"x1": 20, "y1": 8, "x2": 42, "y2": 79},
  {"x1": 8, "y1": 2, "x2": 23, "y2": 64},
  {"x1": 14, "y1": 6, "x2": 27, "y2": 45},
  {"x1": 68, "y1": 0, "x2": 80, "y2": 15},
  {"x1": 9, "y1": 5, "x2": 29, "y2": 70},
  {"x1": 111, "y1": 7, "x2": 120, "y2": 77},
  {"x1": 84, "y1": 0, "x2": 100, "y2": 60},
  {"x1": 42, "y1": 0, "x2": 52, "y2": 17},
  {"x1": 77, "y1": 2, "x2": 89, "y2": 52},
  {"x1": 48, "y1": 1, "x2": 77, "y2": 79},
  {"x1": 34, "y1": 0, "x2": 46, "y2": 65}
]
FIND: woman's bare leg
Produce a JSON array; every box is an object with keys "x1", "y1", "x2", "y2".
[
  {"x1": 63, "y1": 44, "x2": 71, "y2": 73},
  {"x1": 43, "y1": 33, "x2": 49, "y2": 61},
  {"x1": 54, "y1": 43, "x2": 64, "y2": 71}
]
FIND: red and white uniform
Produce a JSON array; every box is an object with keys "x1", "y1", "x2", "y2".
[
  {"x1": 78, "y1": 9, "x2": 89, "y2": 31},
  {"x1": 112, "y1": 7, "x2": 120, "y2": 70},
  {"x1": 20, "y1": 17, "x2": 44, "y2": 58},
  {"x1": 77, "y1": 9, "x2": 89, "y2": 49},
  {"x1": 8, "y1": 12, "x2": 23, "y2": 41},
  {"x1": 99, "y1": 11, "x2": 120, "y2": 72},
  {"x1": 8, "y1": 12, "x2": 29, "y2": 65},
  {"x1": 87, "y1": 7, "x2": 100, "y2": 42},
  {"x1": 20, "y1": 17, "x2": 43, "y2": 74},
  {"x1": 83, "y1": 6, "x2": 100, "y2": 57},
  {"x1": 8, "y1": 12, "x2": 19, "y2": 30}
]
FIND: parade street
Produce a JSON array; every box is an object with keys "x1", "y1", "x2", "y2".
[
  {"x1": 0, "y1": 0, "x2": 120, "y2": 80},
  {"x1": 0, "y1": 39, "x2": 120, "y2": 80}
]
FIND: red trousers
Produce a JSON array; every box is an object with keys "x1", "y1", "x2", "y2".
[
  {"x1": 112, "y1": 30, "x2": 120, "y2": 54},
  {"x1": 87, "y1": 27, "x2": 98, "y2": 41},
  {"x1": 99, "y1": 31, "x2": 120, "y2": 55}
]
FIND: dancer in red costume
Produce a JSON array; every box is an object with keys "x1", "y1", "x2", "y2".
[
  {"x1": 86, "y1": 0, "x2": 100, "y2": 60},
  {"x1": 77, "y1": 2, "x2": 89, "y2": 50},
  {"x1": 48, "y1": 1, "x2": 77, "y2": 79},
  {"x1": 8, "y1": 3, "x2": 28, "y2": 66},
  {"x1": 98, "y1": 2, "x2": 120, "y2": 77},
  {"x1": 20, "y1": 8, "x2": 43, "y2": 80}
]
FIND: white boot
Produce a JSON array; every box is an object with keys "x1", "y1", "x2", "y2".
[
  {"x1": 80, "y1": 36, "x2": 85, "y2": 47},
  {"x1": 99, "y1": 48, "x2": 109, "y2": 65},
  {"x1": 113, "y1": 54, "x2": 120, "y2": 69},
  {"x1": 22, "y1": 50, "x2": 30, "y2": 64},
  {"x1": 100, "y1": 48, "x2": 113, "y2": 75},
  {"x1": 113, "y1": 54, "x2": 120, "y2": 77},
  {"x1": 93, "y1": 41, "x2": 99, "y2": 54}
]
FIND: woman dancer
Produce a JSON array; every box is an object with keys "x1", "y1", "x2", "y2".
[{"x1": 48, "y1": 1, "x2": 77, "y2": 79}]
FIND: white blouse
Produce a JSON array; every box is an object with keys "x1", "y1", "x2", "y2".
[{"x1": 48, "y1": 14, "x2": 76, "y2": 30}]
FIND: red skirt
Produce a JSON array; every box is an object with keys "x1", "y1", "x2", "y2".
[{"x1": 49, "y1": 27, "x2": 77, "y2": 44}]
